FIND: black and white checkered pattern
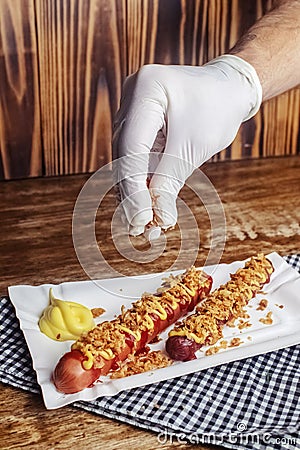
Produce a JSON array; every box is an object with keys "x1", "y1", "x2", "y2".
[{"x1": 1, "y1": 255, "x2": 299, "y2": 450}]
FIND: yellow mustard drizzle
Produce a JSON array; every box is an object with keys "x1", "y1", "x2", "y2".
[
  {"x1": 70, "y1": 267, "x2": 209, "y2": 365},
  {"x1": 178, "y1": 283, "x2": 196, "y2": 297},
  {"x1": 82, "y1": 350, "x2": 94, "y2": 369},
  {"x1": 148, "y1": 298, "x2": 168, "y2": 320},
  {"x1": 144, "y1": 314, "x2": 155, "y2": 330},
  {"x1": 39, "y1": 288, "x2": 95, "y2": 341},
  {"x1": 119, "y1": 326, "x2": 142, "y2": 341},
  {"x1": 98, "y1": 348, "x2": 115, "y2": 360},
  {"x1": 169, "y1": 255, "x2": 273, "y2": 342},
  {"x1": 169, "y1": 329, "x2": 205, "y2": 343},
  {"x1": 162, "y1": 293, "x2": 179, "y2": 310}
]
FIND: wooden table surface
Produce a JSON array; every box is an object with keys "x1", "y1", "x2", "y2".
[{"x1": 1, "y1": 156, "x2": 299, "y2": 450}]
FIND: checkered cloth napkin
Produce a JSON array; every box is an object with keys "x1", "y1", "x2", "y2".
[{"x1": 1, "y1": 255, "x2": 299, "y2": 450}]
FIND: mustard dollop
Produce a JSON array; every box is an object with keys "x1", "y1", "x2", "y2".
[{"x1": 39, "y1": 288, "x2": 95, "y2": 341}]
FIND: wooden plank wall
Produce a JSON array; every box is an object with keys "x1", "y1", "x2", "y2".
[
  {"x1": 0, "y1": 0, "x2": 42, "y2": 179},
  {"x1": 0, "y1": 0, "x2": 299, "y2": 180}
]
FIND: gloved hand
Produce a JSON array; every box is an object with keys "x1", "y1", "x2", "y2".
[{"x1": 113, "y1": 55, "x2": 262, "y2": 236}]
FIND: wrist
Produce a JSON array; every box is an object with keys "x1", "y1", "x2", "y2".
[{"x1": 205, "y1": 54, "x2": 263, "y2": 121}]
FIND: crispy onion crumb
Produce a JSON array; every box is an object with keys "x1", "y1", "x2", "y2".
[
  {"x1": 110, "y1": 351, "x2": 173, "y2": 379},
  {"x1": 205, "y1": 337, "x2": 245, "y2": 356},
  {"x1": 238, "y1": 319, "x2": 252, "y2": 330},
  {"x1": 72, "y1": 267, "x2": 211, "y2": 368},
  {"x1": 91, "y1": 308, "x2": 106, "y2": 318},
  {"x1": 256, "y1": 299, "x2": 268, "y2": 311},
  {"x1": 169, "y1": 254, "x2": 274, "y2": 348},
  {"x1": 259, "y1": 311, "x2": 273, "y2": 325}
]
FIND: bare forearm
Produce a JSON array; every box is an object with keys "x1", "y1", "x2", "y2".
[{"x1": 229, "y1": 0, "x2": 300, "y2": 100}]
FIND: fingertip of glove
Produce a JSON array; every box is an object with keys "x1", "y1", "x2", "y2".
[
  {"x1": 144, "y1": 226, "x2": 161, "y2": 242},
  {"x1": 129, "y1": 225, "x2": 146, "y2": 236},
  {"x1": 154, "y1": 209, "x2": 177, "y2": 230}
]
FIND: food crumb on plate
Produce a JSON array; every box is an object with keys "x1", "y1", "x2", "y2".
[
  {"x1": 91, "y1": 307, "x2": 106, "y2": 318},
  {"x1": 259, "y1": 311, "x2": 273, "y2": 325},
  {"x1": 258, "y1": 290, "x2": 267, "y2": 295},
  {"x1": 205, "y1": 337, "x2": 244, "y2": 355},
  {"x1": 205, "y1": 340, "x2": 228, "y2": 356},
  {"x1": 229, "y1": 337, "x2": 244, "y2": 347},
  {"x1": 238, "y1": 319, "x2": 252, "y2": 330},
  {"x1": 110, "y1": 350, "x2": 173, "y2": 379},
  {"x1": 256, "y1": 299, "x2": 268, "y2": 311}
]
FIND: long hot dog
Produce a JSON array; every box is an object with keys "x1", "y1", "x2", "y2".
[
  {"x1": 53, "y1": 267, "x2": 212, "y2": 393},
  {"x1": 166, "y1": 254, "x2": 274, "y2": 361}
]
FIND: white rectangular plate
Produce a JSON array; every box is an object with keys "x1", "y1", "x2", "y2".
[{"x1": 9, "y1": 252, "x2": 300, "y2": 409}]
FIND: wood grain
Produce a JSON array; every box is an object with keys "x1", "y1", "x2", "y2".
[
  {"x1": 0, "y1": 0, "x2": 299, "y2": 179},
  {"x1": 0, "y1": 0, "x2": 42, "y2": 179},
  {"x1": 0, "y1": 388, "x2": 223, "y2": 450},
  {"x1": 0, "y1": 156, "x2": 299, "y2": 293},
  {"x1": 0, "y1": 156, "x2": 299, "y2": 449},
  {"x1": 34, "y1": 0, "x2": 122, "y2": 175}
]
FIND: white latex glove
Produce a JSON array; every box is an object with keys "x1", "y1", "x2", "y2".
[{"x1": 113, "y1": 55, "x2": 262, "y2": 236}]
